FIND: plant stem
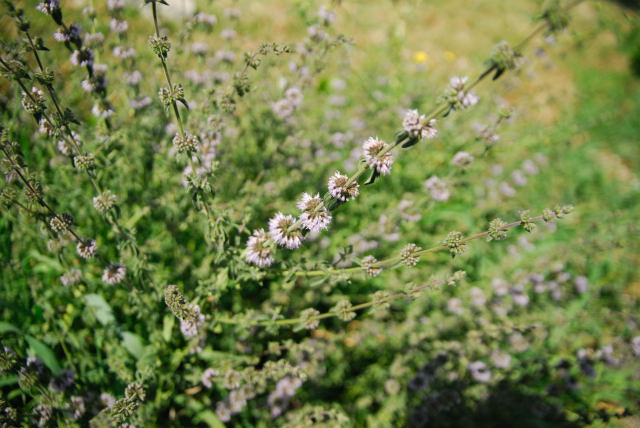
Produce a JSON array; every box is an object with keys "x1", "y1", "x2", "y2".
[{"x1": 288, "y1": 216, "x2": 545, "y2": 277}]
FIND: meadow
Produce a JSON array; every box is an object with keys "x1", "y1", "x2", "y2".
[{"x1": 1, "y1": 0, "x2": 639, "y2": 426}]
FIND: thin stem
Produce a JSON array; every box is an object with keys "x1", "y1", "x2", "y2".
[
  {"x1": 288, "y1": 216, "x2": 545, "y2": 277},
  {"x1": 217, "y1": 280, "x2": 445, "y2": 327},
  {"x1": 0, "y1": 145, "x2": 84, "y2": 243}
]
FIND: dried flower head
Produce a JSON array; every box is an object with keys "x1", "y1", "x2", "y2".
[
  {"x1": 519, "y1": 210, "x2": 536, "y2": 232},
  {"x1": 333, "y1": 300, "x2": 356, "y2": 322},
  {"x1": 298, "y1": 308, "x2": 320, "y2": 330},
  {"x1": 49, "y1": 213, "x2": 73, "y2": 233},
  {"x1": 328, "y1": 171, "x2": 359, "y2": 201},
  {"x1": 444, "y1": 231, "x2": 467, "y2": 257},
  {"x1": 361, "y1": 255, "x2": 381, "y2": 277},
  {"x1": 297, "y1": 193, "x2": 331, "y2": 232},
  {"x1": 93, "y1": 190, "x2": 117, "y2": 213},
  {"x1": 268, "y1": 213, "x2": 303, "y2": 249},
  {"x1": 173, "y1": 133, "x2": 199, "y2": 154},
  {"x1": 74, "y1": 153, "x2": 95, "y2": 171},
  {"x1": 487, "y1": 218, "x2": 508, "y2": 241},
  {"x1": 164, "y1": 285, "x2": 205, "y2": 337},
  {"x1": 400, "y1": 243, "x2": 421, "y2": 266},
  {"x1": 245, "y1": 228, "x2": 274, "y2": 267},
  {"x1": 223, "y1": 369, "x2": 242, "y2": 389}
]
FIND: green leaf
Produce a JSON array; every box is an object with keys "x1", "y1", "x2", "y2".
[
  {"x1": 0, "y1": 321, "x2": 20, "y2": 335},
  {"x1": 162, "y1": 315, "x2": 175, "y2": 342},
  {"x1": 28, "y1": 251, "x2": 63, "y2": 274},
  {"x1": 121, "y1": 332, "x2": 145, "y2": 359},
  {"x1": 0, "y1": 375, "x2": 18, "y2": 387},
  {"x1": 196, "y1": 410, "x2": 226, "y2": 428},
  {"x1": 85, "y1": 294, "x2": 115, "y2": 325},
  {"x1": 25, "y1": 335, "x2": 61, "y2": 374}
]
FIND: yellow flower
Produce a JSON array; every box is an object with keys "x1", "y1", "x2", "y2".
[
  {"x1": 413, "y1": 51, "x2": 428, "y2": 64},
  {"x1": 444, "y1": 51, "x2": 456, "y2": 62}
]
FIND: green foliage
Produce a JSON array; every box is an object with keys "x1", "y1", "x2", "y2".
[{"x1": 0, "y1": 0, "x2": 639, "y2": 427}]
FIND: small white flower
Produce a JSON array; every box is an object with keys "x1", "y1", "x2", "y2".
[
  {"x1": 69, "y1": 396, "x2": 85, "y2": 419},
  {"x1": 268, "y1": 213, "x2": 303, "y2": 249},
  {"x1": 113, "y1": 46, "x2": 136, "y2": 59},
  {"x1": 424, "y1": 176, "x2": 450, "y2": 201},
  {"x1": 460, "y1": 91, "x2": 478, "y2": 108},
  {"x1": 191, "y1": 42, "x2": 209, "y2": 55},
  {"x1": 318, "y1": 6, "x2": 336, "y2": 25},
  {"x1": 102, "y1": 263, "x2": 126, "y2": 285},
  {"x1": 449, "y1": 76, "x2": 468, "y2": 91},
  {"x1": 469, "y1": 287, "x2": 486, "y2": 307},
  {"x1": 468, "y1": 361, "x2": 491, "y2": 383},
  {"x1": 448, "y1": 76, "x2": 478, "y2": 109},
  {"x1": 285, "y1": 87, "x2": 303, "y2": 107},
  {"x1": 36, "y1": 0, "x2": 59, "y2": 15},
  {"x1": 512, "y1": 170, "x2": 527, "y2": 187},
  {"x1": 491, "y1": 351, "x2": 512, "y2": 369},
  {"x1": 60, "y1": 269, "x2": 82, "y2": 286},
  {"x1": 81, "y1": 79, "x2": 95, "y2": 92},
  {"x1": 522, "y1": 159, "x2": 539, "y2": 175},
  {"x1": 100, "y1": 392, "x2": 115, "y2": 408},
  {"x1": 221, "y1": 29, "x2": 237, "y2": 40},
  {"x1": 272, "y1": 98, "x2": 294, "y2": 119},
  {"x1": 328, "y1": 171, "x2": 359, "y2": 201},
  {"x1": 180, "y1": 304, "x2": 204, "y2": 337},
  {"x1": 402, "y1": 110, "x2": 437, "y2": 140},
  {"x1": 195, "y1": 12, "x2": 217, "y2": 26},
  {"x1": 109, "y1": 19, "x2": 128, "y2": 34},
  {"x1": 245, "y1": 229, "x2": 274, "y2": 267},
  {"x1": 125, "y1": 71, "x2": 142, "y2": 86},
  {"x1": 70, "y1": 49, "x2": 93, "y2": 67},
  {"x1": 297, "y1": 193, "x2": 331, "y2": 232},
  {"x1": 307, "y1": 24, "x2": 327, "y2": 41},
  {"x1": 201, "y1": 368, "x2": 219, "y2": 389},
  {"x1": 451, "y1": 151, "x2": 474, "y2": 167},
  {"x1": 130, "y1": 96, "x2": 152, "y2": 110},
  {"x1": 216, "y1": 402, "x2": 231, "y2": 422},
  {"x1": 499, "y1": 181, "x2": 516, "y2": 197},
  {"x1": 57, "y1": 139, "x2": 74, "y2": 156},
  {"x1": 215, "y1": 50, "x2": 235, "y2": 63},
  {"x1": 76, "y1": 239, "x2": 97, "y2": 259},
  {"x1": 574, "y1": 276, "x2": 589, "y2": 293},
  {"x1": 631, "y1": 336, "x2": 640, "y2": 356},
  {"x1": 363, "y1": 137, "x2": 393, "y2": 175},
  {"x1": 91, "y1": 103, "x2": 113, "y2": 119},
  {"x1": 107, "y1": 0, "x2": 125, "y2": 10}
]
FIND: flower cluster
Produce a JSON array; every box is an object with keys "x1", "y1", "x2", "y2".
[
  {"x1": 445, "y1": 76, "x2": 479, "y2": 111},
  {"x1": 297, "y1": 193, "x2": 332, "y2": 232},
  {"x1": 328, "y1": 171, "x2": 359, "y2": 201},
  {"x1": 164, "y1": 285, "x2": 205, "y2": 338},
  {"x1": 402, "y1": 109, "x2": 438, "y2": 140},
  {"x1": 362, "y1": 137, "x2": 394, "y2": 175},
  {"x1": 102, "y1": 263, "x2": 126, "y2": 285}
]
